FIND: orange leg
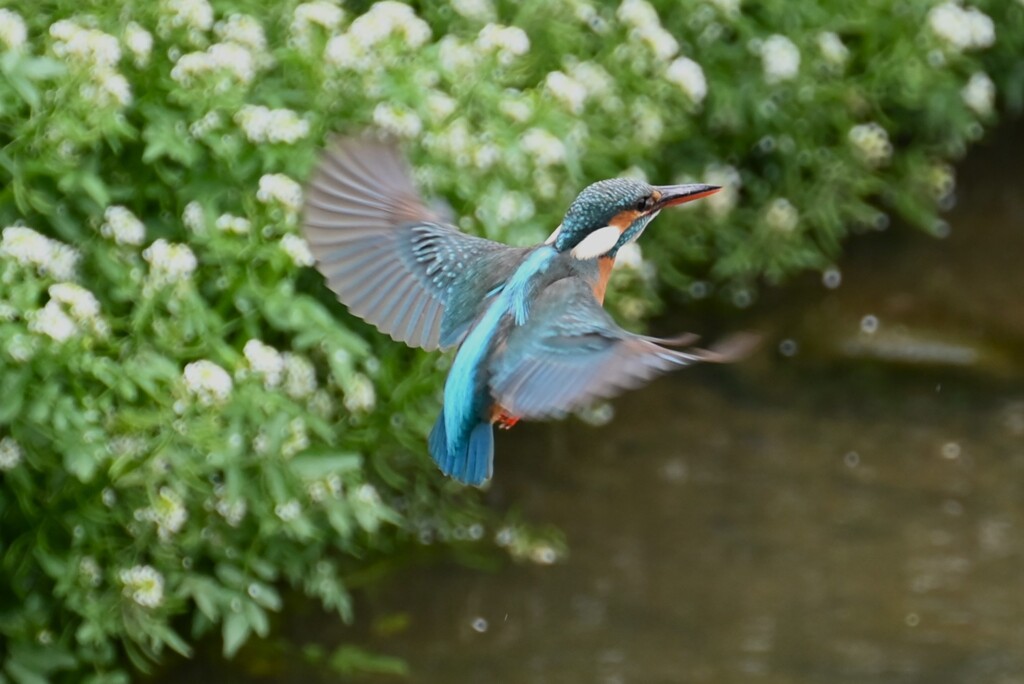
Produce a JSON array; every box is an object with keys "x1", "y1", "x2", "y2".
[{"x1": 490, "y1": 406, "x2": 521, "y2": 430}]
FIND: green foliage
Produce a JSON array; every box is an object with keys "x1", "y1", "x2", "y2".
[{"x1": 0, "y1": 0, "x2": 1021, "y2": 681}]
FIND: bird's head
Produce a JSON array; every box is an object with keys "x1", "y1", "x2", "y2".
[{"x1": 549, "y1": 178, "x2": 720, "y2": 260}]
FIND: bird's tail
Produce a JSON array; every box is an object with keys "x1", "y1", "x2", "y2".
[{"x1": 428, "y1": 410, "x2": 494, "y2": 486}]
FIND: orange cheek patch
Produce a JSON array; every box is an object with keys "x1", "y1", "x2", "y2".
[{"x1": 609, "y1": 209, "x2": 641, "y2": 231}]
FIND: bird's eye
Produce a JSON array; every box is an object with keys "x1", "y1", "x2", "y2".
[{"x1": 636, "y1": 197, "x2": 651, "y2": 212}]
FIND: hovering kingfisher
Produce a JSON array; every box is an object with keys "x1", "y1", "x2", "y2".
[{"x1": 303, "y1": 135, "x2": 740, "y2": 486}]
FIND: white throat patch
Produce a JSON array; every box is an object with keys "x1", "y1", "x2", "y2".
[
  {"x1": 571, "y1": 225, "x2": 621, "y2": 260},
  {"x1": 544, "y1": 224, "x2": 562, "y2": 245}
]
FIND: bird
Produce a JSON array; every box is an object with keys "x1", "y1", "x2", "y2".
[{"x1": 303, "y1": 134, "x2": 743, "y2": 486}]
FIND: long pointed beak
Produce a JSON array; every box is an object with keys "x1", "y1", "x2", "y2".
[{"x1": 654, "y1": 183, "x2": 721, "y2": 209}]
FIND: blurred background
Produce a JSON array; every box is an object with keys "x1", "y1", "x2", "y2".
[{"x1": 0, "y1": 1, "x2": 1022, "y2": 682}]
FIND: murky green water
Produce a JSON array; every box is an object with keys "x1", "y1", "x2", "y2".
[{"x1": 161, "y1": 126, "x2": 1024, "y2": 683}]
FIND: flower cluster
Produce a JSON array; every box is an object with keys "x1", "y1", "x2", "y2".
[
  {"x1": 0, "y1": 9, "x2": 28, "y2": 51},
  {"x1": 257, "y1": 174, "x2": 303, "y2": 212},
  {"x1": 760, "y1": 34, "x2": 801, "y2": 82},
  {"x1": 171, "y1": 42, "x2": 256, "y2": 88},
  {"x1": 849, "y1": 122, "x2": 893, "y2": 167},
  {"x1": 138, "y1": 487, "x2": 188, "y2": 541},
  {"x1": 214, "y1": 13, "x2": 267, "y2": 54},
  {"x1": 159, "y1": 0, "x2": 214, "y2": 34},
  {"x1": 124, "y1": 21, "x2": 153, "y2": 67},
  {"x1": 521, "y1": 128, "x2": 568, "y2": 167},
  {"x1": 617, "y1": 0, "x2": 678, "y2": 61},
  {"x1": 343, "y1": 373, "x2": 376, "y2": 413},
  {"x1": 142, "y1": 239, "x2": 198, "y2": 286},
  {"x1": 182, "y1": 359, "x2": 233, "y2": 405},
  {"x1": 215, "y1": 213, "x2": 251, "y2": 234},
  {"x1": 280, "y1": 234, "x2": 315, "y2": 267},
  {"x1": 49, "y1": 19, "x2": 132, "y2": 107},
  {"x1": 765, "y1": 198, "x2": 800, "y2": 233},
  {"x1": 243, "y1": 339, "x2": 284, "y2": 388},
  {"x1": 371, "y1": 102, "x2": 423, "y2": 139},
  {"x1": 100, "y1": 206, "x2": 146, "y2": 246},
  {"x1": 119, "y1": 565, "x2": 165, "y2": 608},
  {"x1": 928, "y1": 3, "x2": 995, "y2": 51},
  {"x1": 235, "y1": 105, "x2": 310, "y2": 144},
  {"x1": 475, "y1": 23, "x2": 530, "y2": 64},
  {"x1": 0, "y1": 437, "x2": 23, "y2": 471},
  {"x1": 817, "y1": 32, "x2": 849, "y2": 68},
  {"x1": 962, "y1": 72, "x2": 995, "y2": 116},
  {"x1": 1, "y1": 226, "x2": 79, "y2": 280},
  {"x1": 666, "y1": 57, "x2": 708, "y2": 104}
]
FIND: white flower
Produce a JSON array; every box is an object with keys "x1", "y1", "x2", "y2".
[
  {"x1": 215, "y1": 496, "x2": 246, "y2": 526},
  {"x1": 282, "y1": 418, "x2": 309, "y2": 458},
  {"x1": 281, "y1": 234, "x2": 315, "y2": 267},
  {"x1": 101, "y1": 206, "x2": 146, "y2": 245},
  {"x1": 452, "y1": 0, "x2": 496, "y2": 22},
  {"x1": 91, "y1": 70, "x2": 133, "y2": 107},
  {"x1": 256, "y1": 174, "x2": 303, "y2": 212},
  {"x1": 567, "y1": 61, "x2": 615, "y2": 100},
  {"x1": 962, "y1": 72, "x2": 995, "y2": 116},
  {"x1": 182, "y1": 201, "x2": 205, "y2": 233},
  {"x1": 426, "y1": 92, "x2": 457, "y2": 121},
  {"x1": 215, "y1": 212, "x2": 251, "y2": 234},
  {"x1": 522, "y1": 128, "x2": 567, "y2": 167},
  {"x1": 215, "y1": 14, "x2": 267, "y2": 53},
  {"x1": 349, "y1": 2, "x2": 431, "y2": 50},
  {"x1": 638, "y1": 25, "x2": 678, "y2": 61},
  {"x1": 139, "y1": 487, "x2": 188, "y2": 541},
  {"x1": 765, "y1": 198, "x2": 799, "y2": 233},
  {"x1": 616, "y1": 0, "x2": 660, "y2": 29},
  {"x1": 161, "y1": 0, "x2": 214, "y2": 32},
  {"x1": 848, "y1": 122, "x2": 892, "y2": 166},
  {"x1": 928, "y1": 3, "x2": 995, "y2": 51},
  {"x1": 274, "y1": 499, "x2": 301, "y2": 521},
  {"x1": 703, "y1": 163, "x2": 741, "y2": 218},
  {"x1": 29, "y1": 300, "x2": 77, "y2": 342},
  {"x1": 235, "y1": 105, "x2": 310, "y2": 144},
  {"x1": 545, "y1": 71, "x2": 588, "y2": 114},
  {"x1": 1, "y1": 226, "x2": 80, "y2": 280},
  {"x1": 476, "y1": 24, "x2": 530, "y2": 64},
  {"x1": 50, "y1": 20, "x2": 121, "y2": 68},
  {"x1": 49, "y1": 283, "x2": 101, "y2": 322},
  {"x1": 294, "y1": 1, "x2": 344, "y2": 32},
  {"x1": 927, "y1": 162, "x2": 955, "y2": 200},
  {"x1": 438, "y1": 36, "x2": 476, "y2": 73},
  {"x1": 324, "y1": 34, "x2": 369, "y2": 70},
  {"x1": 119, "y1": 565, "x2": 165, "y2": 608},
  {"x1": 473, "y1": 143, "x2": 501, "y2": 170},
  {"x1": 817, "y1": 31, "x2": 848, "y2": 67},
  {"x1": 142, "y1": 239, "x2": 198, "y2": 285},
  {"x1": 183, "y1": 359, "x2": 233, "y2": 404},
  {"x1": 344, "y1": 373, "x2": 376, "y2": 413},
  {"x1": 283, "y1": 353, "x2": 317, "y2": 398},
  {"x1": 243, "y1": 339, "x2": 284, "y2": 388},
  {"x1": 0, "y1": 9, "x2": 28, "y2": 51},
  {"x1": 666, "y1": 57, "x2": 707, "y2": 104},
  {"x1": 499, "y1": 95, "x2": 532, "y2": 123},
  {"x1": 760, "y1": 34, "x2": 800, "y2": 82},
  {"x1": 124, "y1": 22, "x2": 153, "y2": 67},
  {"x1": 0, "y1": 437, "x2": 23, "y2": 471},
  {"x1": 171, "y1": 42, "x2": 256, "y2": 86},
  {"x1": 372, "y1": 102, "x2": 423, "y2": 139}
]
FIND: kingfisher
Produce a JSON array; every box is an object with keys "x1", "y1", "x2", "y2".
[{"x1": 303, "y1": 134, "x2": 737, "y2": 486}]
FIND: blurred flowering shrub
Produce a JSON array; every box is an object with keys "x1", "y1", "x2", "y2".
[{"x1": 0, "y1": 0, "x2": 1022, "y2": 680}]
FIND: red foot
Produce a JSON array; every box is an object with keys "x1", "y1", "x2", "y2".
[{"x1": 492, "y1": 407, "x2": 520, "y2": 430}]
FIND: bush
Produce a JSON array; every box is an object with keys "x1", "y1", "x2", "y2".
[{"x1": 0, "y1": 0, "x2": 1021, "y2": 681}]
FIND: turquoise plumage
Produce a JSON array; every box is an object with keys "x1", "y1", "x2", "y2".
[{"x1": 303, "y1": 134, "x2": 741, "y2": 485}]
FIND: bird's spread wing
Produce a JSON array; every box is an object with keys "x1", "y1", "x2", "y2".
[
  {"x1": 489, "y1": 278, "x2": 738, "y2": 420},
  {"x1": 303, "y1": 135, "x2": 518, "y2": 351}
]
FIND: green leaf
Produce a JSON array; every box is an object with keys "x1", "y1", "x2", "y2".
[
  {"x1": 221, "y1": 611, "x2": 251, "y2": 659},
  {"x1": 327, "y1": 645, "x2": 409, "y2": 677}
]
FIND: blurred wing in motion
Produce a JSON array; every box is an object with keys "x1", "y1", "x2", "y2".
[
  {"x1": 303, "y1": 134, "x2": 519, "y2": 351},
  {"x1": 489, "y1": 278, "x2": 740, "y2": 420}
]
